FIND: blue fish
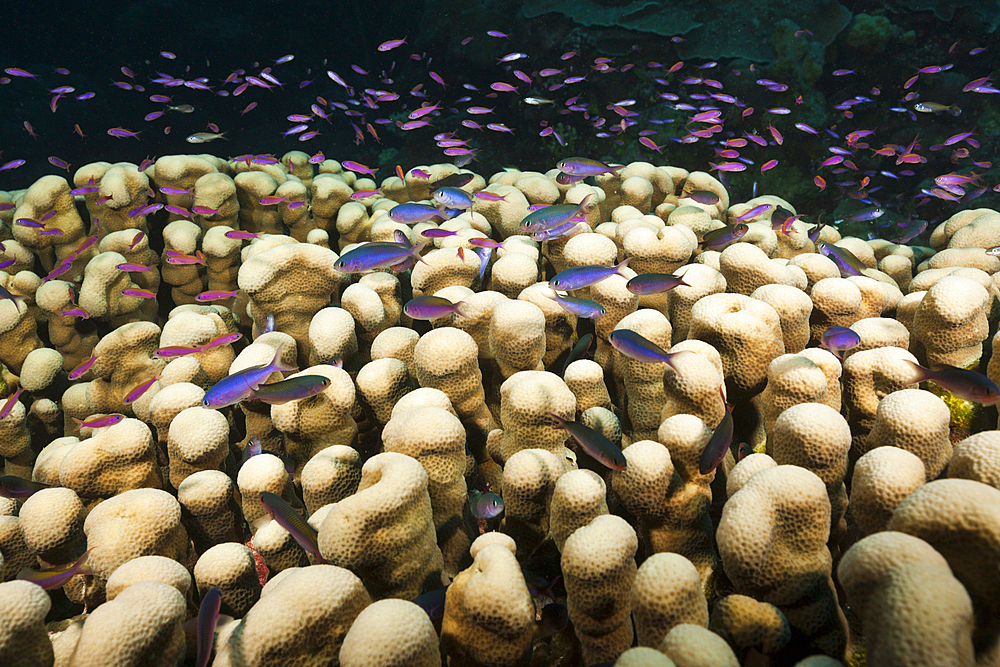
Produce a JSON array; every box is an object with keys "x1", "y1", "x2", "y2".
[
  {"x1": 203, "y1": 343, "x2": 297, "y2": 408},
  {"x1": 333, "y1": 241, "x2": 428, "y2": 273}
]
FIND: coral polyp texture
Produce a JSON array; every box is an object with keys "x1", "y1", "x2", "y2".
[{"x1": 3, "y1": 144, "x2": 1000, "y2": 667}]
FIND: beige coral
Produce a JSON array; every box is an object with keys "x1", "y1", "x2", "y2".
[
  {"x1": 66, "y1": 581, "x2": 187, "y2": 667},
  {"x1": 214, "y1": 564, "x2": 371, "y2": 667},
  {"x1": 0, "y1": 579, "x2": 54, "y2": 667},
  {"x1": 630, "y1": 552, "x2": 709, "y2": 647},
  {"x1": 717, "y1": 465, "x2": 848, "y2": 660},
  {"x1": 441, "y1": 543, "x2": 535, "y2": 667},
  {"x1": 562, "y1": 514, "x2": 638, "y2": 666},
  {"x1": 317, "y1": 452, "x2": 444, "y2": 600},
  {"x1": 838, "y1": 531, "x2": 975, "y2": 667},
  {"x1": 849, "y1": 447, "x2": 925, "y2": 535},
  {"x1": 888, "y1": 479, "x2": 1000, "y2": 662},
  {"x1": 340, "y1": 599, "x2": 441, "y2": 667}
]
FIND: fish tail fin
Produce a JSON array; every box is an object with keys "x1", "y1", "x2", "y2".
[
  {"x1": 411, "y1": 240, "x2": 430, "y2": 265},
  {"x1": 71, "y1": 416, "x2": 84, "y2": 430},
  {"x1": 575, "y1": 193, "x2": 595, "y2": 214},
  {"x1": 545, "y1": 411, "x2": 565, "y2": 429},
  {"x1": 615, "y1": 256, "x2": 631, "y2": 276},
  {"x1": 453, "y1": 300, "x2": 472, "y2": 319},
  {"x1": 902, "y1": 359, "x2": 929, "y2": 383},
  {"x1": 267, "y1": 342, "x2": 298, "y2": 375}
]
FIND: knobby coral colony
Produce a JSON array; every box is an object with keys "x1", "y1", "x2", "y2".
[{"x1": 3, "y1": 26, "x2": 1000, "y2": 667}]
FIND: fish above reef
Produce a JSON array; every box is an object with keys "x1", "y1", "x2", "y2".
[
  {"x1": 0, "y1": 475, "x2": 49, "y2": 501},
  {"x1": 904, "y1": 360, "x2": 1000, "y2": 404},
  {"x1": 547, "y1": 412, "x2": 627, "y2": 470},
  {"x1": 404, "y1": 295, "x2": 470, "y2": 319},
  {"x1": 609, "y1": 329, "x2": 685, "y2": 370},
  {"x1": 549, "y1": 257, "x2": 630, "y2": 291},
  {"x1": 625, "y1": 273, "x2": 689, "y2": 295},
  {"x1": 17, "y1": 549, "x2": 99, "y2": 589},
  {"x1": 469, "y1": 490, "x2": 504, "y2": 519},
  {"x1": 195, "y1": 587, "x2": 222, "y2": 667},
  {"x1": 333, "y1": 241, "x2": 428, "y2": 273},
  {"x1": 520, "y1": 194, "x2": 594, "y2": 233},
  {"x1": 257, "y1": 491, "x2": 325, "y2": 563},
  {"x1": 702, "y1": 223, "x2": 748, "y2": 251},
  {"x1": 250, "y1": 375, "x2": 331, "y2": 404},
  {"x1": 820, "y1": 326, "x2": 861, "y2": 359},
  {"x1": 556, "y1": 157, "x2": 620, "y2": 177},
  {"x1": 203, "y1": 343, "x2": 297, "y2": 409},
  {"x1": 699, "y1": 388, "x2": 734, "y2": 475}
]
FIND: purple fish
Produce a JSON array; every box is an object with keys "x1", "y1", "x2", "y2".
[
  {"x1": 389, "y1": 202, "x2": 441, "y2": 224},
  {"x1": 0, "y1": 475, "x2": 49, "y2": 501},
  {"x1": 258, "y1": 491, "x2": 325, "y2": 563},
  {"x1": 735, "y1": 204, "x2": 773, "y2": 222},
  {"x1": 195, "y1": 587, "x2": 222, "y2": 667},
  {"x1": 432, "y1": 186, "x2": 474, "y2": 210},
  {"x1": 72, "y1": 413, "x2": 125, "y2": 430},
  {"x1": 469, "y1": 490, "x2": 504, "y2": 519},
  {"x1": 625, "y1": 273, "x2": 689, "y2": 295},
  {"x1": 17, "y1": 549, "x2": 99, "y2": 589},
  {"x1": 904, "y1": 360, "x2": 1000, "y2": 404},
  {"x1": 196, "y1": 290, "x2": 240, "y2": 302},
  {"x1": 556, "y1": 157, "x2": 620, "y2": 176},
  {"x1": 548, "y1": 292, "x2": 605, "y2": 319},
  {"x1": 203, "y1": 343, "x2": 296, "y2": 408},
  {"x1": 520, "y1": 194, "x2": 594, "y2": 233},
  {"x1": 201, "y1": 332, "x2": 243, "y2": 351},
  {"x1": 685, "y1": 190, "x2": 720, "y2": 205},
  {"x1": 123, "y1": 374, "x2": 159, "y2": 405},
  {"x1": 820, "y1": 326, "x2": 861, "y2": 359},
  {"x1": 251, "y1": 375, "x2": 331, "y2": 404},
  {"x1": 404, "y1": 295, "x2": 469, "y2": 319},
  {"x1": 547, "y1": 412, "x2": 627, "y2": 470},
  {"x1": 818, "y1": 242, "x2": 866, "y2": 277},
  {"x1": 609, "y1": 329, "x2": 684, "y2": 369},
  {"x1": 413, "y1": 586, "x2": 449, "y2": 620},
  {"x1": 702, "y1": 223, "x2": 748, "y2": 251},
  {"x1": 333, "y1": 241, "x2": 428, "y2": 273},
  {"x1": 68, "y1": 353, "x2": 97, "y2": 381},
  {"x1": 549, "y1": 257, "x2": 630, "y2": 291},
  {"x1": 699, "y1": 388, "x2": 733, "y2": 474}
]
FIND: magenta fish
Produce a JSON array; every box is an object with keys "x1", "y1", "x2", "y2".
[
  {"x1": 68, "y1": 353, "x2": 98, "y2": 381},
  {"x1": 17, "y1": 549, "x2": 100, "y2": 589},
  {"x1": 72, "y1": 413, "x2": 125, "y2": 430},
  {"x1": 404, "y1": 295, "x2": 470, "y2": 319}
]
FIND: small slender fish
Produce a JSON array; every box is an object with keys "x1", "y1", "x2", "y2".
[
  {"x1": 258, "y1": 491, "x2": 325, "y2": 563},
  {"x1": 333, "y1": 241, "x2": 428, "y2": 273},
  {"x1": 72, "y1": 414, "x2": 125, "y2": 430},
  {"x1": 626, "y1": 273, "x2": 689, "y2": 295},
  {"x1": 121, "y1": 288, "x2": 157, "y2": 299},
  {"x1": 0, "y1": 475, "x2": 49, "y2": 501},
  {"x1": 123, "y1": 373, "x2": 159, "y2": 405},
  {"x1": 609, "y1": 330, "x2": 684, "y2": 370},
  {"x1": 469, "y1": 490, "x2": 504, "y2": 519},
  {"x1": 404, "y1": 295, "x2": 469, "y2": 319},
  {"x1": 68, "y1": 353, "x2": 98, "y2": 380},
  {"x1": 413, "y1": 586, "x2": 449, "y2": 620},
  {"x1": 903, "y1": 360, "x2": 1000, "y2": 404},
  {"x1": 561, "y1": 333, "x2": 593, "y2": 376},
  {"x1": 432, "y1": 187, "x2": 474, "y2": 210},
  {"x1": 685, "y1": 190, "x2": 720, "y2": 205},
  {"x1": 549, "y1": 257, "x2": 630, "y2": 291},
  {"x1": 0, "y1": 384, "x2": 23, "y2": 421},
  {"x1": 201, "y1": 332, "x2": 243, "y2": 351},
  {"x1": 196, "y1": 290, "x2": 240, "y2": 302},
  {"x1": 520, "y1": 194, "x2": 594, "y2": 232},
  {"x1": 557, "y1": 157, "x2": 621, "y2": 176},
  {"x1": 699, "y1": 388, "x2": 733, "y2": 474},
  {"x1": 820, "y1": 326, "x2": 861, "y2": 359},
  {"x1": 187, "y1": 132, "x2": 227, "y2": 143},
  {"x1": 17, "y1": 549, "x2": 100, "y2": 589},
  {"x1": 548, "y1": 292, "x2": 605, "y2": 319},
  {"x1": 251, "y1": 375, "x2": 332, "y2": 404},
  {"x1": 389, "y1": 202, "x2": 441, "y2": 224},
  {"x1": 547, "y1": 412, "x2": 627, "y2": 470},
  {"x1": 195, "y1": 587, "x2": 222, "y2": 667},
  {"x1": 818, "y1": 242, "x2": 866, "y2": 277},
  {"x1": 203, "y1": 343, "x2": 296, "y2": 408},
  {"x1": 702, "y1": 223, "x2": 748, "y2": 250},
  {"x1": 225, "y1": 230, "x2": 263, "y2": 240},
  {"x1": 735, "y1": 204, "x2": 773, "y2": 222},
  {"x1": 154, "y1": 345, "x2": 202, "y2": 358}
]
